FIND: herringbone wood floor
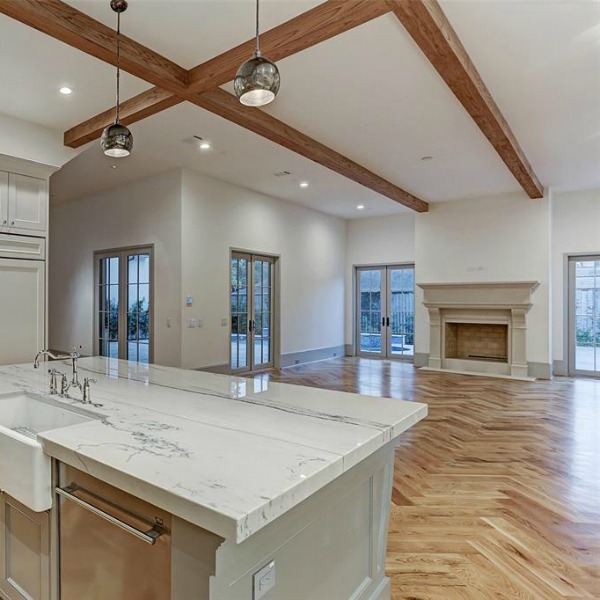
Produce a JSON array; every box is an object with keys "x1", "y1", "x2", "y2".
[{"x1": 251, "y1": 358, "x2": 600, "y2": 599}]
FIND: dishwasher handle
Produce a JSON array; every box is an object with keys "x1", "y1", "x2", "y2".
[{"x1": 56, "y1": 484, "x2": 164, "y2": 546}]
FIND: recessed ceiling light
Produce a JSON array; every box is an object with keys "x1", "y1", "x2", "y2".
[
  {"x1": 357, "y1": 204, "x2": 365, "y2": 210},
  {"x1": 59, "y1": 86, "x2": 73, "y2": 95},
  {"x1": 299, "y1": 181, "x2": 309, "y2": 188},
  {"x1": 199, "y1": 141, "x2": 211, "y2": 150},
  {"x1": 111, "y1": 165, "x2": 117, "y2": 169},
  {"x1": 420, "y1": 155, "x2": 433, "y2": 161}
]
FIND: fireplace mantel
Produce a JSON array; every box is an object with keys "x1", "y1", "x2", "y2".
[
  {"x1": 417, "y1": 281, "x2": 540, "y2": 379},
  {"x1": 418, "y1": 281, "x2": 540, "y2": 310}
]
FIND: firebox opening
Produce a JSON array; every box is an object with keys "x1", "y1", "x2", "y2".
[{"x1": 445, "y1": 323, "x2": 508, "y2": 363}]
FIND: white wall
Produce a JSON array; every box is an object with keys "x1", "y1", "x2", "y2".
[
  {"x1": 180, "y1": 170, "x2": 346, "y2": 369},
  {"x1": 0, "y1": 112, "x2": 77, "y2": 168},
  {"x1": 414, "y1": 192, "x2": 553, "y2": 369},
  {"x1": 49, "y1": 168, "x2": 346, "y2": 370},
  {"x1": 551, "y1": 188, "x2": 600, "y2": 369},
  {"x1": 344, "y1": 214, "x2": 415, "y2": 346},
  {"x1": 49, "y1": 170, "x2": 183, "y2": 367}
]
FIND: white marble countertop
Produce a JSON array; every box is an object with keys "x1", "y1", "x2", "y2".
[{"x1": 0, "y1": 358, "x2": 427, "y2": 543}]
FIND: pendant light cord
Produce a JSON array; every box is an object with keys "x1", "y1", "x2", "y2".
[
  {"x1": 255, "y1": 0, "x2": 261, "y2": 56},
  {"x1": 116, "y1": 10, "x2": 121, "y2": 123}
]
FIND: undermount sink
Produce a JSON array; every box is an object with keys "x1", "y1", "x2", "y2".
[{"x1": 0, "y1": 392, "x2": 98, "y2": 512}]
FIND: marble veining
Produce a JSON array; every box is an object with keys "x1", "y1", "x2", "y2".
[{"x1": 0, "y1": 358, "x2": 427, "y2": 542}]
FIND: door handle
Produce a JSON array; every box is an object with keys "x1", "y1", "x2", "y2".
[
  {"x1": 56, "y1": 484, "x2": 164, "y2": 545},
  {"x1": 386, "y1": 317, "x2": 390, "y2": 327},
  {"x1": 248, "y1": 320, "x2": 253, "y2": 332},
  {"x1": 382, "y1": 316, "x2": 385, "y2": 327}
]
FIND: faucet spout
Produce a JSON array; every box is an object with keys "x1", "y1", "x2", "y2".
[{"x1": 33, "y1": 349, "x2": 71, "y2": 369}]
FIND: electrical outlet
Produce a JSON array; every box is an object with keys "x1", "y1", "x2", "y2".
[
  {"x1": 253, "y1": 561, "x2": 275, "y2": 599},
  {"x1": 166, "y1": 318, "x2": 172, "y2": 328},
  {"x1": 221, "y1": 318, "x2": 228, "y2": 327}
]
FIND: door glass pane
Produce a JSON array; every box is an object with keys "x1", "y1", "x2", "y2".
[
  {"x1": 98, "y1": 256, "x2": 119, "y2": 359},
  {"x1": 231, "y1": 256, "x2": 249, "y2": 370},
  {"x1": 389, "y1": 267, "x2": 415, "y2": 357},
  {"x1": 359, "y1": 269, "x2": 382, "y2": 354},
  {"x1": 575, "y1": 259, "x2": 600, "y2": 373},
  {"x1": 253, "y1": 259, "x2": 272, "y2": 367},
  {"x1": 126, "y1": 253, "x2": 150, "y2": 364}
]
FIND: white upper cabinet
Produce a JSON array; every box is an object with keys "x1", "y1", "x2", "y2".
[
  {"x1": 0, "y1": 172, "x2": 7, "y2": 228},
  {"x1": 6, "y1": 173, "x2": 47, "y2": 234}
]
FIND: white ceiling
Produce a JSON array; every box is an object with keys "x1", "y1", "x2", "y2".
[{"x1": 0, "y1": 0, "x2": 598, "y2": 218}]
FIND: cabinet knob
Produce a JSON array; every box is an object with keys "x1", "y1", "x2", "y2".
[{"x1": 10, "y1": 221, "x2": 14, "y2": 226}]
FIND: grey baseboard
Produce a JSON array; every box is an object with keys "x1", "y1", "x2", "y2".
[
  {"x1": 196, "y1": 363, "x2": 230, "y2": 374},
  {"x1": 527, "y1": 362, "x2": 552, "y2": 380},
  {"x1": 413, "y1": 353, "x2": 430, "y2": 368},
  {"x1": 281, "y1": 345, "x2": 346, "y2": 368},
  {"x1": 552, "y1": 359, "x2": 567, "y2": 377}
]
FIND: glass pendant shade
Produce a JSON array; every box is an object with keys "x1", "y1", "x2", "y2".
[
  {"x1": 101, "y1": 122, "x2": 133, "y2": 157},
  {"x1": 234, "y1": 54, "x2": 280, "y2": 107}
]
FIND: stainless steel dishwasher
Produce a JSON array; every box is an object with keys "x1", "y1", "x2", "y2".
[{"x1": 56, "y1": 465, "x2": 171, "y2": 600}]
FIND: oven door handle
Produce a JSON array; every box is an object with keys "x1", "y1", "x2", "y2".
[{"x1": 56, "y1": 484, "x2": 163, "y2": 546}]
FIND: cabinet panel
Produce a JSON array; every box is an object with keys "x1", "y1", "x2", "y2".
[
  {"x1": 0, "y1": 259, "x2": 45, "y2": 366},
  {"x1": 7, "y1": 174, "x2": 47, "y2": 233},
  {"x1": 0, "y1": 235, "x2": 45, "y2": 261},
  {"x1": 0, "y1": 172, "x2": 7, "y2": 227},
  {"x1": 0, "y1": 493, "x2": 50, "y2": 600}
]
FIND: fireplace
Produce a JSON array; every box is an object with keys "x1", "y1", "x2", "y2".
[
  {"x1": 418, "y1": 282, "x2": 539, "y2": 378},
  {"x1": 445, "y1": 323, "x2": 508, "y2": 363}
]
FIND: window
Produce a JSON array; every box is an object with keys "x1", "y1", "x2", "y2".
[{"x1": 95, "y1": 246, "x2": 153, "y2": 363}]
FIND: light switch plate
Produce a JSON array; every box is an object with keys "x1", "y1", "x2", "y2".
[
  {"x1": 187, "y1": 318, "x2": 197, "y2": 328},
  {"x1": 253, "y1": 560, "x2": 275, "y2": 599}
]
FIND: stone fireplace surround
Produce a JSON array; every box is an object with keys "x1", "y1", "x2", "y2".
[{"x1": 418, "y1": 282, "x2": 540, "y2": 379}]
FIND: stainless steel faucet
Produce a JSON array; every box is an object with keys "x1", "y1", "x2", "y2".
[{"x1": 34, "y1": 347, "x2": 90, "y2": 401}]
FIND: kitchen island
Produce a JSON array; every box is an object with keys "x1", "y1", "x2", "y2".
[{"x1": 0, "y1": 358, "x2": 426, "y2": 600}]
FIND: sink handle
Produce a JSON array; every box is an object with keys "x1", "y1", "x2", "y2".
[
  {"x1": 59, "y1": 373, "x2": 69, "y2": 398},
  {"x1": 82, "y1": 378, "x2": 97, "y2": 404},
  {"x1": 48, "y1": 369, "x2": 60, "y2": 395}
]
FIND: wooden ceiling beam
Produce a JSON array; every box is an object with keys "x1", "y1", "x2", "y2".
[
  {"x1": 64, "y1": 0, "x2": 391, "y2": 148},
  {"x1": 0, "y1": 0, "x2": 189, "y2": 95},
  {"x1": 64, "y1": 87, "x2": 182, "y2": 148},
  {"x1": 11, "y1": 0, "x2": 427, "y2": 211},
  {"x1": 385, "y1": 0, "x2": 543, "y2": 198},
  {"x1": 187, "y1": 0, "x2": 391, "y2": 92},
  {"x1": 193, "y1": 89, "x2": 428, "y2": 213}
]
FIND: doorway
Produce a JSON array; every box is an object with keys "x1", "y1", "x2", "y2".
[
  {"x1": 356, "y1": 264, "x2": 415, "y2": 360},
  {"x1": 94, "y1": 245, "x2": 153, "y2": 363},
  {"x1": 230, "y1": 251, "x2": 277, "y2": 373},
  {"x1": 568, "y1": 254, "x2": 600, "y2": 377}
]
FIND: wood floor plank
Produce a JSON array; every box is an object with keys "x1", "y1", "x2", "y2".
[{"x1": 253, "y1": 358, "x2": 600, "y2": 598}]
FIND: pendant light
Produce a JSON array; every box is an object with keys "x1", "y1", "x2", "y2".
[
  {"x1": 234, "y1": 0, "x2": 280, "y2": 107},
  {"x1": 101, "y1": 0, "x2": 133, "y2": 157}
]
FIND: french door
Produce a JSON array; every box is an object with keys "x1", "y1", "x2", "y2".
[
  {"x1": 95, "y1": 246, "x2": 153, "y2": 364},
  {"x1": 356, "y1": 265, "x2": 415, "y2": 360},
  {"x1": 568, "y1": 255, "x2": 600, "y2": 376},
  {"x1": 230, "y1": 252, "x2": 275, "y2": 373}
]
